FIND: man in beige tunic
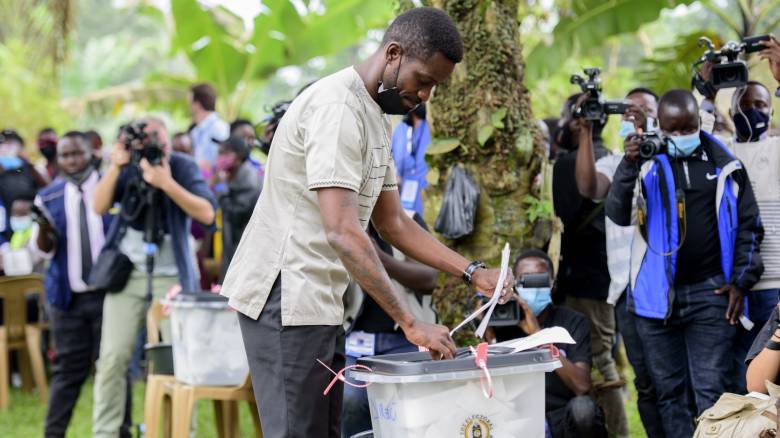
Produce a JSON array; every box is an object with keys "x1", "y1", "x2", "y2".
[{"x1": 221, "y1": 8, "x2": 512, "y2": 437}]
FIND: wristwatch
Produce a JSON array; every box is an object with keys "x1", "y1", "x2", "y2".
[{"x1": 462, "y1": 260, "x2": 486, "y2": 286}]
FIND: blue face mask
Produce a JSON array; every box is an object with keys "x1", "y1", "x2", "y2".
[
  {"x1": 516, "y1": 287, "x2": 552, "y2": 316},
  {"x1": 618, "y1": 120, "x2": 636, "y2": 138},
  {"x1": 0, "y1": 155, "x2": 22, "y2": 171},
  {"x1": 668, "y1": 130, "x2": 701, "y2": 157},
  {"x1": 733, "y1": 108, "x2": 770, "y2": 142}
]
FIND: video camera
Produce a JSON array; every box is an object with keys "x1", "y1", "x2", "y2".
[
  {"x1": 487, "y1": 272, "x2": 551, "y2": 327},
  {"x1": 694, "y1": 35, "x2": 770, "y2": 91},
  {"x1": 122, "y1": 122, "x2": 164, "y2": 166},
  {"x1": 570, "y1": 68, "x2": 629, "y2": 121}
]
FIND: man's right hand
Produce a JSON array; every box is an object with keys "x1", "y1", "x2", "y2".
[
  {"x1": 624, "y1": 134, "x2": 641, "y2": 163},
  {"x1": 403, "y1": 319, "x2": 457, "y2": 360},
  {"x1": 110, "y1": 142, "x2": 131, "y2": 168}
]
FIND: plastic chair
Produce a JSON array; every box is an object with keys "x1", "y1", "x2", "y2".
[
  {"x1": 0, "y1": 274, "x2": 47, "y2": 409},
  {"x1": 144, "y1": 300, "x2": 263, "y2": 438},
  {"x1": 144, "y1": 300, "x2": 175, "y2": 438},
  {"x1": 166, "y1": 374, "x2": 263, "y2": 438}
]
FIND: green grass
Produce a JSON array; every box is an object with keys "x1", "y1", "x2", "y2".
[
  {"x1": 1, "y1": 377, "x2": 259, "y2": 438},
  {"x1": 4, "y1": 376, "x2": 649, "y2": 438}
]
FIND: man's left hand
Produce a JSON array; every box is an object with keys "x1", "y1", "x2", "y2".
[
  {"x1": 715, "y1": 284, "x2": 745, "y2": 325},
  {"x1": 472, "y1": 268, "x2": 515, "y2": 305},
  {"x1": 759, "y1": 35, "x2": 780, "y2": 84},
  {"x1": 139, "y1": 158, "x2": 174, "y2": 191}
]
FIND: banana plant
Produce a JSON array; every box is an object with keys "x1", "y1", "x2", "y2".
[{"x1": 169, "y1": 0, "x2": 394, "y2": 118}]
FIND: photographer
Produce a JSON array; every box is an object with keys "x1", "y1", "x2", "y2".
[
  {"x1": 605, "y1": 89, "x2": 764, "y2": 437},
  {"x1": 552, "y1": 93, "x2": 629, "y2": 437},
  {"x1": 489, "y1": 249, "x2": 606, "y2": 438},
  {"x1": 573, "y1": 87, "x2": 666, "y2": 438},
  {"x1": 699, "y1": 36, "x2": 780, "y2": 391},
  {"x1": 91, "y1": 117, "x2": 216, "y2": 438}
]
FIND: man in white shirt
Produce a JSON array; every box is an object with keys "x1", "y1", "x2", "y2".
[
  {"x1": 32, "y1": 132, "x2": 118, "y2": 438},
  {"x1": 699, "y1": 35, "x2": 780, "y2": 390},
  {"x1": 221, "y1": 8, "x2": 512, "y2": 437},
  {"x1": 189, "y1": 82, "x2": 229, "y2": 171}
]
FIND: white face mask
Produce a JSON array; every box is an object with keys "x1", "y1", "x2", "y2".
[{"x1": 10, "y1": 215, "x2": 32, "y2": 232}]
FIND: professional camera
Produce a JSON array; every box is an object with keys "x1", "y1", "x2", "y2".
[
  {"x1": 488, "y1": 272, "x2": 552, "y2": 327},
  {"x1": 637, "y1": 132, "x2": 671, "y2": 160},
  {"x1": 122, "y1": 122, "x2": 164, "y2": 166},
  {"x1": 570, "y1": 68, "x2": 629, "y2": 121},
  {"x1": 694, "y1": 35, "x2": 770, "y2": 91}
]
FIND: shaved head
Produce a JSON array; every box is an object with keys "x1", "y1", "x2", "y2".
[{"x1": 658, "y1": 89, "x2": 699, "y2": 135}]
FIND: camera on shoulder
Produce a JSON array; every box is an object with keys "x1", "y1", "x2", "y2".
[
  {"x1": 122, "y1": 122, "x2": 164, "y2": 166},
  {"x1": 570, "y1": 68, "x2": 629, "y2": 121}
]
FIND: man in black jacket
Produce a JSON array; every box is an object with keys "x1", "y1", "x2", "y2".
[
  {"x1": 605, "y1": 89, "x2": 764, "y2": 436},
  {"x1": 215, "y1": 135, "x2": 261, "y2": 280}
]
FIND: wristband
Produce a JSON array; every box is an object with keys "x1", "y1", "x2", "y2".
[
  {"x1": 767, "y1": 339, "x2": 780, "y2": 351},
  {"x1": 462, "y1": 260, "x2": 486, "y2": 286}
]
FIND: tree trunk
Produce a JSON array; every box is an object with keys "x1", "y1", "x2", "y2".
[{"x1": 421, "y1": 0, "x2": 548, "y2": 343}]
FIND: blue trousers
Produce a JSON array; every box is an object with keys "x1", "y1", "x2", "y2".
[{"x1": 634, "y1": 275, "x2": 737, "y2": 438}]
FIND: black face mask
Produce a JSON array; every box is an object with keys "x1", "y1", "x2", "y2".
[
  {"x1": 40, "y1": 146, "x2": 56, "y2": 161},
  {"x1": 377, "y1": 56, "x2": 410, "y2": 115}
]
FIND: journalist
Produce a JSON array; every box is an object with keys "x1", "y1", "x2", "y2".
[
  {"x1": 606, "y1": 89, "x2": 764, "y2": 436},
  {"x1": 31, "y1": 132, "x2": 117, "y2": 438},
  {"x1": 490, "y1": 249, "x2": 607, "y2": 438},
  {"x1": 90, "y1": 117, "x2": 216, "y2": 438},
  {"x1": 552, "y1": 93, "x2": 629, "y2": 437},
  {"x1": 699, "y1": 38, "x2": 780, "y2": 390},
  {"x1": 573, "y1": 87, "x2": 666, "y2": 438}
]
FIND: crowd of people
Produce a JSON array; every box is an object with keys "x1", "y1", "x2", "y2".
[
  {"x1": 4, "y1": 5, "x2": 780, "y2": 438},
  {"x1": 0, "y1": 81, "x2": 296, "y2": 437}
]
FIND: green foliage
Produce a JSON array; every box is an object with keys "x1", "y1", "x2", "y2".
[
  {"x1": 522, "y1": 194, "x2": 553, "y2": 222},
  {"x1": 426, "y1": 137, "x2": 461, "y2": 155},
  {"x1": 0, "y1": 39, "x2": 72, "y2": 144},
  {"x1": 168, "y1": 0, "x2": 394, "y2": 117},
  {"x1": 638, "y1": 31, "x2": 724, "y2": 93},
  {"x1": 525, "y1": 0, "x2": 695, "y2": 83}
]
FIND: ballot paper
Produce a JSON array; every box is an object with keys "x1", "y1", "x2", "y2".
[
  {"x1": 450, "y1": 243, "x2": 511, "y2": 338},
  {"x1": 494, "y1": 326, "x2": 576, "y2": 353}
]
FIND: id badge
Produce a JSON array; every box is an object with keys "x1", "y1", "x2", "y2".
[
  {"x1": 400, "y1": 180, "x2": 419, "y2": 210},
  {"x1": 346, "y1": 331, "x2": 376, "y2": 358}
]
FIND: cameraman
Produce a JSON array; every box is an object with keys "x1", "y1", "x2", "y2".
[
  {"x1": 489, "y1": 249, "x2": 606, "y2": 438},
  {"x1": 552, "y1": 93, "x2": 629, "y2": 437},
  {"x1": 90, "y1": 117, "x2": 216, "y2": 438},
  {"x1": 573, "y1": 87, "x2": 666, "y2": 438},
  {"x1": 700, "y1": 36, "x2": 780, "y2": 392},
  {"x1": 605, "y1": 89, "x2": 764, "y2": 437}
]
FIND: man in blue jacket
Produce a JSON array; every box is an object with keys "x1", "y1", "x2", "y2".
[
  {"x1": 31, "y1": 132, "x2": 119, "y2": 438},
  {"x1": 606, "y1": 89, "x2": 764, "y2": 437}
]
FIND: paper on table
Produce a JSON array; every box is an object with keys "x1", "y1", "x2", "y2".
[
  {"x1": 449, "y1": 242, "x2": 511, "y2": 338},
  {"x1": 494, "y1": 326, "x2": 576, "y2": 353}
]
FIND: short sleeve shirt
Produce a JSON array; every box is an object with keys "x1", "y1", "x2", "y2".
[{"x1": 220, "y1": 67, "x2": 397, "y2": 325}]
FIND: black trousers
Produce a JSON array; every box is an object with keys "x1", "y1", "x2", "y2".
[
  {"x1": 239, "y1": 276, "x2": 345, "y2": 438},
  {"x1": 44, "y1": 291, "x2": 133, "y2": 438}
]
